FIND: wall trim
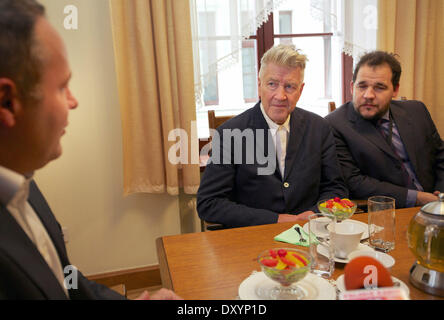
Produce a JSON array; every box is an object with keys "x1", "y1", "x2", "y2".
[{"x1": 87, "y1": 265, "x2": 161, "y2": 291}]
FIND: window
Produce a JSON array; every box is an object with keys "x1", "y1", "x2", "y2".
[
  {"x1": 278, "y1": 11, "x2": 292, "y2": 45},
  {"x1": 252, "y1": 0, "x2": 342, "y2": 117},
  {"x1": 194, "y1": 0, "x2": 360, "y2": 139},
  {"x1": 241, "y1": 40, "x2": 257, "y2": 102},
  {"x1": 198, "y1": 11, "x2": 219, "y2": 105}
]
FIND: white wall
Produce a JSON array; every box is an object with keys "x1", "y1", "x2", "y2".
[{"x1": 35, "y1": 0, "x2": 182, "y2": 275}]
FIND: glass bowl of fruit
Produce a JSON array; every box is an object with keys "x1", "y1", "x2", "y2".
[
  {"x1": 257, "y1": 248, "x2": 311, "y2": 300},
  {"x1": 318, "y1": 197, "x2": 357, "y2": 222}
]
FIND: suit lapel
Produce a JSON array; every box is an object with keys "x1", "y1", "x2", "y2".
[
  {"x1": 283, "y1": 109, "x2": 306, "y2": 181},
  {"x1": 390, "y1": 103, "x2": 418, "y2": 172},
  {"x1": 347, "y1": 102, "x2": 398, "y2": 160},
  {"x1": 0, "y1": 204, "x2": 68, "y2": 299},
  {"x1": 28, "y1": 181, "x2": 69, "y2": 266}
]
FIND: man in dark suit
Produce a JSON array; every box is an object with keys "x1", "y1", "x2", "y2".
[
  {"x1": 197, "y1": 44, "x2": 348, "y2": 228},
  {"x1": 0, "y1": 0, "x2": 180, "y2": 299},
  {"x1": 326, "y1": 51, "x2": 444, "y2": 208}
]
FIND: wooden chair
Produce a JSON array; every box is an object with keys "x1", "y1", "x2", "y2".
[
  {"x1": 201, "y1": 110, "x2": 235, "y2": 231},
  {"x1": 110, "y1": 283, "x2": 127, "y2": 297},
  {"x1": 328, "y1": 101, "x2": 336, "y2": 113},
  {"x1": 207, "y1": 110, "x2": 234, "y2": 131}
]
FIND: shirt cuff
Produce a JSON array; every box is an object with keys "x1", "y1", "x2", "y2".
[{"x1": 406, "y1": 189, "x2": 418, "y2": 207}]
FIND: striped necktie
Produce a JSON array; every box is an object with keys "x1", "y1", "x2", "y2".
[{"x1": 377, "y1": 118, "x2": 421, "y2": 190}]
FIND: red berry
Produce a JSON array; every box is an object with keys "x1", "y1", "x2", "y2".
[
  {"x1": 343, "y1": 200, "x2": 354, "y2": 207},
  {"x1": 277, "y1": 249, "x2": 287, "y2": 257},
  {"x1": 269, "y1": 249, "x2": 277, "y2": 258},
  {"x1": 334, "y1": 197, "x2": 341, "y2": 202},
  {"x1": 261, "y1": 258, "x2": 278, "y2": 267}
]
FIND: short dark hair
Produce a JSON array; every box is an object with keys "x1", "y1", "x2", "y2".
[
  {"x1": 353, "y1": 51, "x2": 402, "y2": 89},
  {"x1": 0, "y1": 0, "x2": 45, "y2": 103}
]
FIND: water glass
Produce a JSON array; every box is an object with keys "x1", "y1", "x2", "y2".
[
  {"x1": 308, "y1": 213, "x2": 336, "y2": 278},
  {"x1": 368, "y1": 196, "x2": 396, "y2": 252}
]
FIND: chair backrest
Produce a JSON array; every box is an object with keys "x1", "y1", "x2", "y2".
[
  {"x1": 208, "y1": 110, "x2": 234, "y2": 130},
  {"x1": 328, "y1": 101, "x2": 336, "y2": 113},
  {"x1": 201, "y1": 110, "x2": 235, "y2": 232}
]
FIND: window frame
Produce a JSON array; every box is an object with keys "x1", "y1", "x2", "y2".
[
  {"x1": 197, "y1": 8, "x2": 354, "y2": 146},
  {"x1": 247, "y1": 12, "x2": 354, "y2": 105}
]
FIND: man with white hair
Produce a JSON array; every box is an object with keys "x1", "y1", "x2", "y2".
[{"x1": 197, "y1": 44, "x2": 348, "y2": 228}]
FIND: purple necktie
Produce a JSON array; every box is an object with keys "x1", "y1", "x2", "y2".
[{"x1": 377, "y1": 118, "x2": 421, "y2": 190}]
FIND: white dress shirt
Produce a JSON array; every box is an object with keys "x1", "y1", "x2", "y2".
[
  {"x1": 0, "y1": 166, "x2": 68, "y2": 297},
  {"x1": 260, "y1": 103, "x2": 290, "y2": 177}
]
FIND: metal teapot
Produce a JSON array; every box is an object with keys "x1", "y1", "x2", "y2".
[{"x1": 407, "y1": 193, "x2": 444, "y2": 296}]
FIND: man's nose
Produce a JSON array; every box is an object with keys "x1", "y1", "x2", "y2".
[
  {"x1": 363, "y1": 87, "x2": 375, "y2": 99},
  {"x1": 275, "y1": 85, "x2": 287, "y2": 100},
  {"x1": 67, "y1": 88, "x2": 78, "y2": 109}
]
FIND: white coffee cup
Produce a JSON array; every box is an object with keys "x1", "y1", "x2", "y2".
[{"x1": 327, "y1": 221, "x2": 365, "y2": 259}]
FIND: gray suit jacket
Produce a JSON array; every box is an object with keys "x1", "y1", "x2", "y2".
[
  {"x1": 197, "y1": 102, "x2": 348, "y2": 227},
  {"x1": 0, "y1": 181, "x2": 125, "y2": 299},
  {"x1": 325, "y1": 100, "x2": 444, "y2": 208}
]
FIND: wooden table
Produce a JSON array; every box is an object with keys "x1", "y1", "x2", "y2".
[{"x1": 156, "y1": 207, "x2": 443, "y2": 300}]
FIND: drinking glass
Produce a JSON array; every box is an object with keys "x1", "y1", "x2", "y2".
[
  {"x1": 308, "y1": 213, "x2": 336, "y2": 278},
  {"x1": 257, "y1": 248, "x2": 311, "y2": 300},
  {"x1": 368, "y1": 196, "x2": 396, "y2": 252},
  {"x1": 317, "y1": 199, "x2": 357, "y2": 222}
]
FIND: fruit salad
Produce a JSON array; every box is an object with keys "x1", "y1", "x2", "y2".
[
  {"x1": 318, "y1": 197, "x2": 357, "y2": 221},
  {"x1": 258, "y1": 248, "x2": 311, "y2": 286}
]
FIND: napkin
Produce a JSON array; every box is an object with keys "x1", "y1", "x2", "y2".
[{"x1": 274, "y1": 224, "x2": 318, "y2": 247}]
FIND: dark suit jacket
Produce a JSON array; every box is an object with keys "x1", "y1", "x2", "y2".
[
  {"x1": 197, "y1": 102, "x2": 348, "y2": 227},
  {"x1": 325, "y1": 100, "x2": 444, "y2": 208},
  {"x1": 0, "y1": 181, "x2": 125, "y2": 299}
]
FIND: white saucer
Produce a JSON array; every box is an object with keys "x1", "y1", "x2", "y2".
[
  {"x1": 303, "y1": 217, "x2": 369, "y2": 240},
  {"x1": 317, "y1": 243, "x2": 374, "y2": 264},
  {"x1": 335, "y1": 274, "x2": 410, "y2": 296},
  {"x1": 238, "y1": 271, "x2": 336, "y2": 300}
]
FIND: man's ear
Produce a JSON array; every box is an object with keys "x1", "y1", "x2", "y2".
[
  {"x1": 0, "y1": 78, "x2": 20, "y2": 128},
  {"x1": 392, "y1": 84, "x2": 400, "y2": 98}
]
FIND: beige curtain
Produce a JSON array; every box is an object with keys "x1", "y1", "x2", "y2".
[
  {"x1": 378, "y1": 0, "x2": 444, "y2": 132},
  {"x1": 109, "y1": 0, "x2": 200, "y2": 196}
]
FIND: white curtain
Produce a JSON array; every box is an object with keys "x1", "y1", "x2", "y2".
[
  {"x1": 190, "y1": 0, "x2": 290, "y2": 108},
  {"x1": 340, "y1": 0, "x2": 378, "y2": 59},
  {"x1": 311, "y1": 0, "x2": 378, "y2": 59},
  {"x1": 190, "y1": 0, "x2": 377, "y2": 108}
]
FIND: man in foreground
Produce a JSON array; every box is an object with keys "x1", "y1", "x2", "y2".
[{"x1": 0, "y1": 0, "x2": 180, "y2": 299}]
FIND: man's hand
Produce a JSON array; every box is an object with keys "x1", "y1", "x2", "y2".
[
  {"x1": 277, "y1": 211, "x2": 314, "y2": 223},
  {"x1": 416, "y1": 191, "x2": 439, "y2": 206},
  {"x1": 135, "y1": 288, "x2": 183, "y2": 300}
]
